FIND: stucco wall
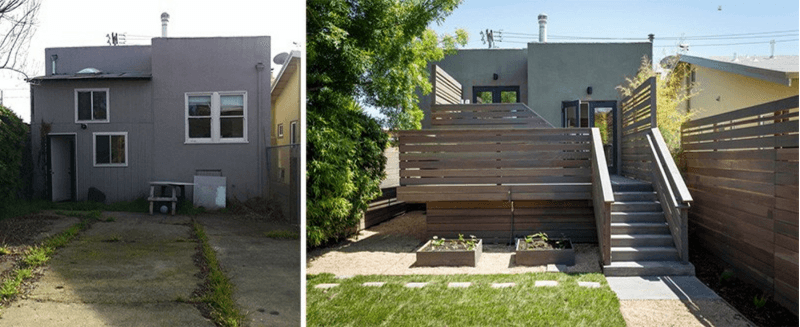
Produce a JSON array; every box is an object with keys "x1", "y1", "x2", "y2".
[
  {"x1": 45, "y1": 46, "x2": 151, "y2": 75},
  {"x1": 150, "y1": 37, "x2": 271, "y2": 200},
  {"x1": 684, "y1": 65, "x2": 799, "y2": 119},
  {"x1": 527, "y1": 42, "x2": 652, "y2": 126},
  {"x1": 420, "y1": 48, "x2": 528, "y2": 129},
  {"x1": 30, "y1": 79, "x2": 154, "y2": 202}
]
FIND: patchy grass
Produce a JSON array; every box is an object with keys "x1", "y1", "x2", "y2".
[
  {"x1": 264, "y1": 230, "x2": 299, "y2": 240},
  {"x1": 307, "y1": 273, "x2": 625, "y2": 327},
  {"x1": 0, "y1": 198, "x2": 150, "y2": 222},
  {"x1": 0, "y1": 216, "x2": 92, "y2": 301},
  {"x1": 104, "y1": 235, "x2": 122, "y2": 243},
  {"x1": 192, "y1": 222, "x2": 244, "y2": 327}
]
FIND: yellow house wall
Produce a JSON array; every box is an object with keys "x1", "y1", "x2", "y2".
[
  {"x1": 271, "y1": 65, "x2": 301, "y2": 146},
  {"x1": 685, "y1": 65, "x2": 798, "y2": 120}
]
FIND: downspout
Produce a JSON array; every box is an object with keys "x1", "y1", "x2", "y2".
[{"x1": 256, "y1": 62, "x2": 265, "y2": 197}]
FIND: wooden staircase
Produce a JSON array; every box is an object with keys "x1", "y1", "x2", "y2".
[{"x1": 603, "y1": 179, "x2": 695, "y2": 276}]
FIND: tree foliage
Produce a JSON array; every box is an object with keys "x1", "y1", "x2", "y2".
[
  {"x1": 617, "y1": 56, "x2": 698, "y2": 160},
  {"x1": 306, "y1": 0, "x2": 465, "y2": 246},
  {"x1": 0, "y1": 105, "x2": 27, "y2": 211}
]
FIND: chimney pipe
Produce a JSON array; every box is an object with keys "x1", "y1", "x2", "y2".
[
  {"x1": 770, "y1": 39, "x2": 775, "y2": 58},
  {"x1": 161, "y1": 12, "x2": 170, "y2": 37},
  {"x1": 538, "y1": 13, "x2": 548, "y2": 43},
  {"x1": 648, "y1": 34, "x2": 654, "y2": 43}
]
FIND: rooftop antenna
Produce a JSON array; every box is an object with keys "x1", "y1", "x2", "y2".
[
  {"x1": 770, "y1": 39, "x2": 775, "y2": 58},
  {"x1": 106, "y1": 33, "x2": 126, "y2": 46}
]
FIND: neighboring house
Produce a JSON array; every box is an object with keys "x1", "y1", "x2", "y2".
[
  {"x1": 271, "y1": 50, "x2": 301, "y2": 147},
  {"x1": 30, "y1": 36, "x2": 272, "y2": 203},
  {"x1": 678, "y1": 54, "x2": 799, "y2": 119}
]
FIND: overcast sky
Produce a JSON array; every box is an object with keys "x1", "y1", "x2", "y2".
[{"x1": 0, "y1": 0, "x2": 305, "y2": 122}]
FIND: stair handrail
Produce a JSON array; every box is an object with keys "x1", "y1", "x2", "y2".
[
  {"x1": 590, "y1": 127, "x2": 614, "y2": 265},
  {"x1": 646, "y1": 127, "x2": 692, "y2": 263}
]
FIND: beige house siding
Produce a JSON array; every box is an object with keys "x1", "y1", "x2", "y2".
[
  {"x1": 684, "y1": 65, "x2": 798, "y2": 119},
  {"x1": 271, "y1": 62, "x2": 301, "y2": 146}
]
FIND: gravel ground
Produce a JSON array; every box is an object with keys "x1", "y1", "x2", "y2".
[{"x1": 308, "y1": 211, "x2": 602, "y2": 275}]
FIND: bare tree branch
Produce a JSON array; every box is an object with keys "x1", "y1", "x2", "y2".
[{"x1": 0, "y1": 0, "x2": 40, "y2": 80}]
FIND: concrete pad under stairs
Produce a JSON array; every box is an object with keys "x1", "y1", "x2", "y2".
[{"x1": 604, "y1": 176, "x2": 694, "y2": 277}]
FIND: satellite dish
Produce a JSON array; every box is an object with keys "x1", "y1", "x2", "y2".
[{"x1": 273, "y1": 52, "x2": 290, "y2": 65}]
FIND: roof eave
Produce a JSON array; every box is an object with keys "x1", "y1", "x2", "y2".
[{"x1": 680, "y1": 55, "x2": 795, "y2": 86}]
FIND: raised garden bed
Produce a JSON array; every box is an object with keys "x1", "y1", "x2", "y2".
[
  {"x1": 416, "y1": 236, "x2": 482, "y2": 267},
  {"x1": 515, "y1": 234, "x2": 574, "y2": 266}
]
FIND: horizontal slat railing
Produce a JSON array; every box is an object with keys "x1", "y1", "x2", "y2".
[
  {"x1": 681, "y1": 95, "x2": 799, "y2": 314},
  {"x1": 397, "y1": 128, "x2": 591, "y2": 202},
  {"x1": 591, "y1": 128, "x2": 614, "y2": 265},
  {"x1": 620, "y1": 76, "x2": 657, "y2": 181},
  {"x1": 431, "y1": 103, "x2": 553, "y2": 129},
  {"x1": 432, "y1": 64, "x2": 462, "y2": 105}
]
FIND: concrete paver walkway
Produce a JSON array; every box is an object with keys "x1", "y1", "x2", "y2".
[{"x1": 0, "y1": 212, "x2": 213, "y2": 326}]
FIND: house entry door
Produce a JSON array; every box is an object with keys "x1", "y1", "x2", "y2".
[
  {"x1": 561, "y1": 100, "x2": 618, "y2": 172},
  {"x1": 48, "y1": 134, "x2": 76, "y2": 202}
]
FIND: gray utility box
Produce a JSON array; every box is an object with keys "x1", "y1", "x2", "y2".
[{"x1": 193, "y1": 176, "x2": 226, "y2": 209}]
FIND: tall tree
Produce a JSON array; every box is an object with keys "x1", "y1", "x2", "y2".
[
  {"x1": 0, "y1": 0, "x2": 40, "y2": 79},
  {"x1": 306, "y1": 0, "x2": 466, "y2": 246}
]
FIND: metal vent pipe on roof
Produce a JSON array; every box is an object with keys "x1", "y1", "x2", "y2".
[
  {"x1": 51, "y1": 54, "x2": 58, "y2": 75},
  {"x1": 161, "y1": 12, "x2": 170, "y2": 37},
  {"x1": 538, "y1": 13, "x2": 547, "y2": 43}
]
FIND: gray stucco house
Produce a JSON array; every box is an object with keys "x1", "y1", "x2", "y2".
[
  {"x1": 30, "y1": 36, "x2": 272, "y2": 203},
  {"x1": 419, "y1": 41, "x2": 651, "y2": 172}
]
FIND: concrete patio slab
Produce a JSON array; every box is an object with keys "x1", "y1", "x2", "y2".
[{"x1": 606, "y1": 276, "x2": 720, "y2": 300}]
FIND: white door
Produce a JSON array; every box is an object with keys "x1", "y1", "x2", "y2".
[{"x1": 51, "y1": 136, "x2": 73, "y2": 202}]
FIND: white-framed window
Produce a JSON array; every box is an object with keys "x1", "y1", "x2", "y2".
[
  {"x1": 278, "y1": 123, "x2": 284, "y2": 138},
  {"x1": 93, "y1": 132, "x2": 127, "y2": 167},
  {"x1": 185, "y1": 91, "x2": 247, "y2": 143},
  {"x1": 290, "y1": 121, "x2": 298, "y2": 144},
  {"x1": 75, "y1": 88, "x2": 109, "y2": 123}
]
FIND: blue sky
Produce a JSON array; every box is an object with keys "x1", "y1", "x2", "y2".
[
  {"x1": 362, "y1": 0, "x2": 798, "y2": 119},
  {"x1": 430, "y1": 0, "x2": 798, "y2": 59}
]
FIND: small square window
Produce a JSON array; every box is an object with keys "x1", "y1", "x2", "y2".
[
  {"x1": 76, "y1": 89, "x2": 109, "y2": 123},
  {"x1": 94, "y1": 132, "x2": 127, "y2": 167}
]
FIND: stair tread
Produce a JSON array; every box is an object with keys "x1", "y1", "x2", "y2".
[
  {"x1": 605, "y1": 261, "x2": 691, "y2": 267},
  {"x1": 612, "y1": 246, "x2": 678, "y2": 252},
  {"x1": 611, "y1": 234, "x2": 673, "y2": 239},
  {"x1": 611, "y1": 222, "x2": 667, "y2": 226}
]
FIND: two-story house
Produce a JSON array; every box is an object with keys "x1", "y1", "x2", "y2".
[{"x1": 30, "y1": 36, "x2": 272, "y2": 204}]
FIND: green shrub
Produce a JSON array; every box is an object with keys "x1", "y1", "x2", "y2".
[{"x1": 0, "y1": 106, "x2": 27, "y2": 214}]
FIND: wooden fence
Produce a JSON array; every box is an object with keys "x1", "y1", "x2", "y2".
[
  {"x1": 432, "y1": 64, "x2": 462, "y2": 105},
  {"x1": 396, "y1": 128, "x2": 595, "y2": 241},
  {"x1": 620, "y1": 77, "x2": 657, "y2": 181},
  {"x1": 431, "y1": 103, "x2": 553, "y2": 129},
  {"x1": 681, "y1": 95, "x2": 799, "y2": 314}
]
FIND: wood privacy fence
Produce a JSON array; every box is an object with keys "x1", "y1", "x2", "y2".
[
  {"x1": 620, "y1": 77, "x2": 657, "y2": 181},
  {"x1": 396, "y1": 128, "x2": 597, "y2": 241},
  {"x1": 432, "y1": 64, "x2": 462, "y2": 105},
  {"x1": 431, "y1": 103, "x2": 553, "y2": 129},
  {"x1": 681, "y1": 96, "x2": 799, "y2": 314}
]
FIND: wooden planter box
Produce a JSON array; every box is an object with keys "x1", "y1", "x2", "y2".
[
  {"x1": 515, "y1": 238, "x2": 575, "y2": 266},
  {"x1": 415, "y1": 239, "x2": 482, "y2": 267}
]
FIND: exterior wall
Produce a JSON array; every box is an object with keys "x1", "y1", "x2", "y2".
[
  {"x1": 527, "y1": 42, "x2": 652, "y2": 126},
  {"x1": 420, "y1": 49, "x2": 528, "y2": 129},
  {"x1": 30, "y1": 79, "x2": 154, "y2": 202},
  {"x1": 683, "y1": 65, "x2": 799, "y2": 119},
  {"x1": 150, "y1": 37, "x2": 271, "y2": 200},
  {"x1": 45, "y1": 46, "x2": 151, "y2": 75},
  {"x1": 271, "y1": 60, "x2": 301, "y2": 146}
]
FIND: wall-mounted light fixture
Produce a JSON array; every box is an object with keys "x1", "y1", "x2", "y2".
[
  {"x1": 587, "y1": 86, "x2": 593, "y2": 95},
  {"x1": 81, "y1": 124, "x2": 87, "y2": 130},
  {"x1": 493, "y1": 73, "x2": 498, "y2": 80}
]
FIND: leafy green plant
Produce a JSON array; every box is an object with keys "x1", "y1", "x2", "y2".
[
  {"x1": 719, "y1": 269, "x2": 734, "y2": 283},
  {"x1": 431, "y1": 236, "x2": 445, "y2": 247},
  {"x1": 753, "y1": 295, "x2": 768, "y2": 309},
  {"x1": 0, "y1": 246, "x2": 10, "y2": 255}
]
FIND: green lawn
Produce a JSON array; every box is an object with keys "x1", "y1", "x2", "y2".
[{"x1": 307, "y1": 273, "x2": 625, "y2": 327}]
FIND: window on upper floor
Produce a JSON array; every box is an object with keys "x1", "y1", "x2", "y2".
[
  {"x1": 278, "y1": 123, "x2": 284, "y2": 138},
  {"x1": 94, "y1": 132, "x2": 127, "y2": 167},
  {"x1": 75, "y1": 89, "x2": 109, "y2": 123},
  {"x1": 186, "y1": 91, "x2": 247, "y2": 143}
]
